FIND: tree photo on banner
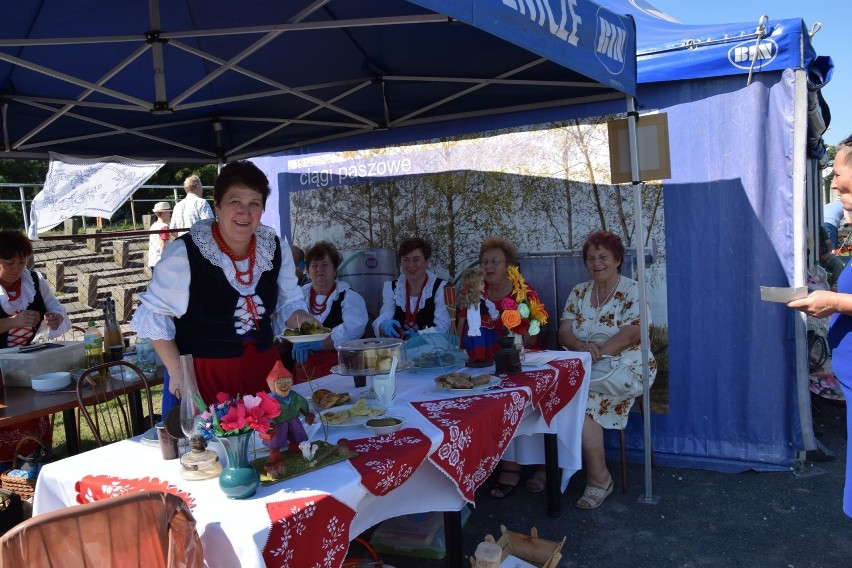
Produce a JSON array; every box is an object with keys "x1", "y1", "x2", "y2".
[{"x1": 269, "y1": 117, "x2": 669, "y2": 411}]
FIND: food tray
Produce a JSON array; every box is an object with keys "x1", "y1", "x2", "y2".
[{"x1": 282, "y1": 332, "x2": 330, "y2": 344}]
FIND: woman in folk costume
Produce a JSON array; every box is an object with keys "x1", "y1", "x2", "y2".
[
  {"x1": 0, "y1": 230, "x2": 70, "y2": 465},
  {"x1": 373, "y1": 237, "x2": 450, "y2": 339},
  {"x1": 290, "y1": 241, "x2": 368, "y2": 383},
  {"x1": 131, "y1": 161, "x2": 317, "y2": 409}
]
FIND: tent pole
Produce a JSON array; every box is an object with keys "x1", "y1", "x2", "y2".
[{"x1": 626, "y1": 95, "x2": 659, "y2": 505}]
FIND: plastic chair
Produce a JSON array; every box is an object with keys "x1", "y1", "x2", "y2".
[
  {"x1": 0, "y1": 490, "x2": 203, "y2": 567},
  {"x1": 76, "y1": 361, "x2": 155, "y2": 447}
]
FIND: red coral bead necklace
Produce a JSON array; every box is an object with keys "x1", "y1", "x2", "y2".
[
  {"x1": 212, "y1": 222, "x2": 256, "y2": 286},
  {"x1": 309, "y1": 284, "x2": 336, "y2": 315}
]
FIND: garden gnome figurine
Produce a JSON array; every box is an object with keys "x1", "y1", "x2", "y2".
[{"x1": 261, "y1": 361, "x2": 315, "y2": 476}]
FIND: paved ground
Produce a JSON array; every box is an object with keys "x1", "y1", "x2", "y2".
[{"x1": 366, "y1": 394, "x2": 851, "y2": 567}]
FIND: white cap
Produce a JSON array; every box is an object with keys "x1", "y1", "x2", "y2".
[{"x1": 152, "y1": 202, "x2": 172, "y2": 213}]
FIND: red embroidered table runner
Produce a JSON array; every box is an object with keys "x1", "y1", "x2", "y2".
[
  {"x1": 75, "y1": 474, "x2": 195, "y2": 509},
  {"x1": 264, "y1": 493, "x2": 356, "y2": 567},
  {"x1": 412, "y1": 390, "x2": 530, "y2": 503},
  {"x1": 348, "y1": 428, "x2": 431, "y2": 496},
  {"x1": 498, "y1": 358, "x2": 586, "y2": 426}
]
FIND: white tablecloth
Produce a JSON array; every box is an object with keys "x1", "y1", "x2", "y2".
[{"x1": 33, "y1": 351, "x2": 589, "y2": 567}]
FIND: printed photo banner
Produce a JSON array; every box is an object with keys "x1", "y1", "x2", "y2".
[{"x1": 29, "y1": 152, "x2": 164, "y2": 239}]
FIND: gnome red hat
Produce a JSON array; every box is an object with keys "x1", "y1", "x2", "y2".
[{"x1": 266, "y1": 360, "x2": 292, "y2": 382}]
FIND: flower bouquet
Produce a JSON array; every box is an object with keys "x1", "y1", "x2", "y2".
[
  {"x1": 195, "y1": 391, "x2": 281, "y2": 439},
  {"x1": 192, "y1": 392, "x2": 282, "y2": 499},
  {"x1": 499, "y1": 266, "x2": 549, "y2": 338}
]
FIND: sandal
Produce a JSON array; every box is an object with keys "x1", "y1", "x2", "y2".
[
  {"x1": 574, "y1": 480, "x2": 614, "y2": 509},
  {"x1": 489, "y1": 465, "x2": 521, "y2": 499},
  {"x1": 525, "y1": 469, "x2": 546, "y2": 493}
]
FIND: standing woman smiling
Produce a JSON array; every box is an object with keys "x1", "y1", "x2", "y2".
[
  {"x1": 131, "y1": 161, "x2": 317, "y2": 409},
  {"x1": 374, "y1": 237, "x2": 450, "y2": 338}
]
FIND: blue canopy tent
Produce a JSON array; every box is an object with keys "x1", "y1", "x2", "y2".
[
  {"x1": 256, "y1": 1, "x2": 833, "y2": 475},
  {"x1": 0, "y1": 0, "x2": 636, "y2": 162},
  {"x1": 1, "y1": 0, "x2": 832, "y2": 480}
]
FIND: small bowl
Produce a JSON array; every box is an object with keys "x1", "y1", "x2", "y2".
[
  {"x1": 31, "y1": 371, "x2": 72, "y2": 392},
  {"x1": 364, "y1": 416, "x2": 404, "y2": 436}
]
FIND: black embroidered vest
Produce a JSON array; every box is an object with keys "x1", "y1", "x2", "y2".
[
  {"x1": 391, "y1": 278, "x2": 443, "y2": 330},
  {"x1": 322, "y1": 290, "x2": 345, "y2": 329},
  {"x1": 174, "y1": 234, "x2": 282, "y2": 358}
]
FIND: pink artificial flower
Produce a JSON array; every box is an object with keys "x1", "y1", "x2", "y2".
[
  {"x1": 255, "y1": 391, "x2": 282, "y2": 419},
  {"x1": 216, "y1": 392, "x2": 231, "y2": 404},
  {"x1": 501, "y1": 297, "x2": 518, "y2": 311},
  {"x1": 219, "y1": 401, "x2": 247, "y2": 432}
]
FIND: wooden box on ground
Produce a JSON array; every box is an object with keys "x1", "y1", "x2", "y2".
[{"x1": 475, "y1": 526, "x2": 565, "y2": 568}]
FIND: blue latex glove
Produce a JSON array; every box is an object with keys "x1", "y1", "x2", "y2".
[
  {"x1": 404, "y1": 328, "x2": 419, "y2": 339},
  {"x1": 379, "y1": 319, "x2": 402, "y2": 338},
  {"x1": 293, "y1": 341, "x2": 323, "y2": 364}
]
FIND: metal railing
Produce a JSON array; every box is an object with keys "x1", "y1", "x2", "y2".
[{"x1": 0, "y1": 183, "x2": 212, "y2": 233}]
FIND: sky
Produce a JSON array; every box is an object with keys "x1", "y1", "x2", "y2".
[{"x1": 647, "y1": 0, "x2": 848, "y2": 147}]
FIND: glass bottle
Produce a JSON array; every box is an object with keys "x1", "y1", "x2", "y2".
[
  {"x1": 102, "y1": 295, "x2": 123, "y2": 360},
  {"x1": 83, "y1": 321, "x2": 107, "y2": 380}
]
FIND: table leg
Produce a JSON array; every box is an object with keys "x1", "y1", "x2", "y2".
[
  {"x1": 544, "y1": 433, "x2": 561, "y2": 517},
  {"x1": 63, "y1": 409, "x2": 79, "y2": 456},
  {"x1": 444, "y1": 510, "x2": 464, "y2": 568},
  {"x1": 128, "y1": 392, "x2": 144, "y2": 436}
]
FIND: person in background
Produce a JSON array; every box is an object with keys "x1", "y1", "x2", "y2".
[
  {"x1": 131, "y1": 161, "x2": 317, "y2": 415},
  {"x1": 559, "y1": 230, "x2": 655, "y2": 509},
  {"x1": 823, "y1": 199, "x2": 848, "y2": 250},
  {"x1": 147, "y1": 201, "x2": 173, "y2": 272},
  {"x1": 789, "y1": 135, "x2": 852, "y2": 519},
  {"x1": 290, "y1": 241, "x2": 368, "y2": 383},
  {"x1": 474, "y1": 236, "x2": 547, "y2": 498},
  {"x1": 290, "y1": 244, "x2": 309, "y2": 286},
  {"x1": 0, "y1": 230, "x2": 71, "y2": 467},
  {"x1": 373, "y1": 237, "x2": 450, "y2": 339},
  {"x1": 171, "y1": 174, "x2": 214, "y2": 236}
]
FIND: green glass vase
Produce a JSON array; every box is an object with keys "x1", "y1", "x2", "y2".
[{"x1": 217, "y1": 431, "x2": 260, "y2": 499}]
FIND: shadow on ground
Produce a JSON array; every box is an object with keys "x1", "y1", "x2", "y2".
[{"x1": 367, "y1": 395, "x2": 851, "y2": 567}]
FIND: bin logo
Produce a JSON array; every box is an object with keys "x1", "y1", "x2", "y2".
[
  {"x1": 366, "y1": 257, "x2": 378, "y2": 269},
  {"x1": 728, "y1": 38, "x2": 778, "y2": 70},
  {"x1": 595, "y1": 8, "x2": 627, "y2": 75}
]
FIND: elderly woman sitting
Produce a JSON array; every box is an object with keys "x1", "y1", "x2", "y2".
[
  {"x1": 558, "y1": 230, "x2": 655, "y2": 509},
  {"x1": 291, "y1": 241, "x2": 368, "y2": 383}
]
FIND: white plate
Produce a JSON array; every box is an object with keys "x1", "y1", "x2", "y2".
[
  {"x1": 436, "y1": 375, "x2": 501, "y2": 393},
  {"x1": 282, "y1": 332, "x2": 331, "y2": 344},
  {"x1": 318, "y1": 403, "x2": 385, "y2": 427},
  {"x1": 31, "y1": 371, "x2": 72, "y2": 392}
]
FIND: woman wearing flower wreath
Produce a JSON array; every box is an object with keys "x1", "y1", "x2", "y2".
[
  {"x1": 289, "y1": 240, "x2": 368, "y2": 383},
  {"x1": 469, "y1": 236, "x2": 549, "y2": 498},
  {"x1": 558, "y1": 230, "x2": 656, "y2": 509},
  {"x1": 373, "y1": 237, "x2": 450, "y2": 339},
  {"x1": 131, "y1": 161, "x2": 318, "y2": 411}
]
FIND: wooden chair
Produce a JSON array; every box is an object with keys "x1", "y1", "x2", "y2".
[
  {"x1": 76, "y1": 361, "x2": 155, "y2": 447},
  {"x1": 0, "y1": 490, "x2": 203, "y2": 567}
]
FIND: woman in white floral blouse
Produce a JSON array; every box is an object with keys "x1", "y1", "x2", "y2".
[{"x1": 558, "y1": 231, "x2": 656, "y2": 509}]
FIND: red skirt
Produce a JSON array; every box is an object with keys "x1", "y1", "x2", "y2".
[
  {"x1": 193, "y1": 341, "x2": 281, "y2": 404},
  {"x1": 293, "y1": 351, "x2": 338, "y2": 384}
]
